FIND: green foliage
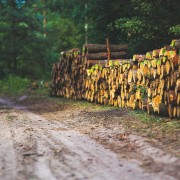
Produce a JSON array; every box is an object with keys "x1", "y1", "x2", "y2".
[
  {"x1": 88, "y1": 0, "x2": 180, "y2": 54},
  {"x1": 0, "y1": 75, "x2": 29, "y2": 96},
  {"x1": 0, "y1": 0, "x2": 48, "y2": 78},
  {"x1": 114, "y1": 17, "x2": 157, "y2": 40},
  {"x1": 138, "y1": 85, "x2": 147, "y2": 100},
  {"x1": 47, "y1": 15, "x2": 83, "y2": 52},
  {"x1": 169, "y1": 25, "x2": 180, "y2": 36},
  {"x1": 115, "y1": 17, "x2": 145, "y2": 36},
  {"x1": 0, "y1": 0, "x2": 180, "y2": 86}
]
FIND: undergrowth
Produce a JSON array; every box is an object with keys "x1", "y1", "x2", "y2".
[{"x1": 0, "y1": 75, "x2": 29, "y2": 96}]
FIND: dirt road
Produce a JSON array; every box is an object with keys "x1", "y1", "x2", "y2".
[{"x1": 0, "y1": 97, "x2": 179, "y2": 180}]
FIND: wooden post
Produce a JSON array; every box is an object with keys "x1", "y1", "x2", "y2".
[{"x1": 106, "y1": 38, "x2": 110, "y2": 66}]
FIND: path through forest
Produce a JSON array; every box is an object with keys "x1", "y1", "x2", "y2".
[{"x1": 0, "y1": 97, "x2": 179, "y2": 180}]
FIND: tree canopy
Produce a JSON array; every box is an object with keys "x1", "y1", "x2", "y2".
[{"x1": 0, "y1": 0, "x2": 179, "y2": 79}]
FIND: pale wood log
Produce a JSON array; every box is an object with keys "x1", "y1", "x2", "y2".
[
  {"x1": 145, "y1": 52, "x2": 152, "y2": 59},
  {"x1": 152, "y1": 49, "x2": 160, "y2": 58},
  {"x1": 171, "y1": 39, "x2": 180, "y2": 49},
  {"x1": 168, "y1": 104, "x2": 173, "y2": 118},
  {"x1": 147, "y1": 102, "x2": 153, "y2": 115},
  {"x1": 133, "y1": 54, "x2": 145, "y2": 62},
  {"x1": 177, "y1": 106, "x2": 180, "y2": 119}
]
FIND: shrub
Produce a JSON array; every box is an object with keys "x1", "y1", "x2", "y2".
[{"x1": 0, "y1": 75, "x2": 29, "y2": 96}]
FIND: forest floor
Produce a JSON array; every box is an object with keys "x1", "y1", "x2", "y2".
[{"x1": 0, "y1": 91, "x2": 180, "y2": 180}]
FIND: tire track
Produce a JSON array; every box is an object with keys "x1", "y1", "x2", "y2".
[{"x1": 0, "y1": 119, "x2": 17, "y2": 180}]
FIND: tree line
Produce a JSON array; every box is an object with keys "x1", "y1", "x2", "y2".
[{"x1": 0, "y1": 0, "x2": 179, "y2": 79}]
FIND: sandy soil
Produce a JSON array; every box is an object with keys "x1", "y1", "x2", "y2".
[{"x1": 0, "y1": 96, "x2": 179, "y2": 180}]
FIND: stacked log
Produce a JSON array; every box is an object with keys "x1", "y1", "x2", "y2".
[
  {"x1": 83, "y1": 43, "x2": 128, "y2": 67},
  {"x1": 51, "y1": 48, "x2": 87, "y2": 99},
  {"x1": 128, "y1": 40, "x2": 180, "y2": 118},
  {"x1": 85, "y1": 59, "x2": 137, "y2": 108},
  {"x1": 51, "y1": 39, "x2": 180, "y2": 119}
]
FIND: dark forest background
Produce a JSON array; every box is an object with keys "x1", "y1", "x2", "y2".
[{"x1": 0, "y1": 0, "x2": 180, "y2": 80}]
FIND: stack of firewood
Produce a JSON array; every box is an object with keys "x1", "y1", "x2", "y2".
[
  {"x1": 137, "y1": 40, "x2": 180, "y2": 118},
  {"x1": 85, "y1": 59, "x2": 135, "y2": 107},
  {"x1": 51, "y1": 43, "x2": 128, "y2": 99},
  {"x1": 51, "y1": 48, "x2": 87, "y2": 99},
  {"x1": 51, "y1": 39, "x2": 180, "y2": 118}
]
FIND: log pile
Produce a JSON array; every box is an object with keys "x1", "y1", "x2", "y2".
[
  {"x1": 50, "y1": 48, "x2": 87, "y2": 99},
  {"x1": 51, "y1": 39, "x2": 180, "y2": 119}
]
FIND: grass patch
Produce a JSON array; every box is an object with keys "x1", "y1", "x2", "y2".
[
  {"x1": 31, "y1": 87, "x2": 50, "y2": 96},
  {"x1": 127, "y1": 109, "x2": 180, "y2": 140},
  {"x1": 48, "y1": 96, "x2": 116, "y2": 111},
  {"x1": 131, "y1": 109, "x2": 179, "y2": 127},
  {"x1": 130, "y1": 109, "x2": 162, "y2": 123},
  {"x1": 0, "y1": 75, "x2": 29, "y2": 96}
]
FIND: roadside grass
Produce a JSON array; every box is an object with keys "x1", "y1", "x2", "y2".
[
  {"x1": 50, "y1": 96, "x2": 116, "y2": 111},
  {"x1": 0, "y1": 75, "x2": 29, "y2": 97},
  {"x1": 122, "y1": 109, "x2": 180, "y2": 144},
  {"x1": 31, "y1": 87, "x2": 50, "y2": 96},
  {"x1": 130, "y1": 109, "x2": 180, "y2": 130}
]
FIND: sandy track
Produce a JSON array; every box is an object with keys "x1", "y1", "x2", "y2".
[
  {"x1": 0, "y1": 98, "x2": 179, "y2": 180},
  {"x1": 0, "y1": 119, "x2": 17, "y2": 180}
]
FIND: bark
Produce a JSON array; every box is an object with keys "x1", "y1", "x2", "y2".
[
  {"x1": 86, "y1": 52, "x2": 127, "y2": 60},
  {"x1": 83, "y1": 44, "x2": 128, "y2": 53}
]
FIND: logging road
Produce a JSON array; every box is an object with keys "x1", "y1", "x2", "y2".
[{"x1": 0, "y1": 96, "x2": 179, "y2": 180}]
